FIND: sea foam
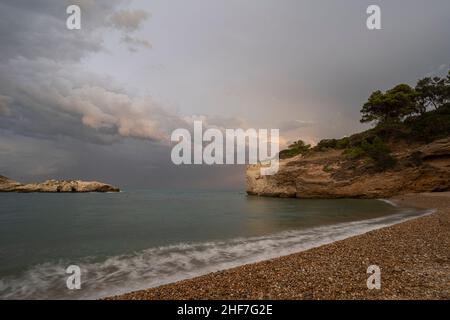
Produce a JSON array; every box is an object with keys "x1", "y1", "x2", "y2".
[{"x1": 0, "y1": 207, "x2": 432, "y2": 300}]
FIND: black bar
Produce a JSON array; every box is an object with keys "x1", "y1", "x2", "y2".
[{"x1": 0, "y1": 300, "x2": 447, "y2": 319}]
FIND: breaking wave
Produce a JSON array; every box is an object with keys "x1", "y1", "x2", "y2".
[
  {"x1": 0, "y1": 207, "x2": 432, "y2": 300},
  {"x1": 378, "y1": 199, "x2": 399, "y2": 207}
]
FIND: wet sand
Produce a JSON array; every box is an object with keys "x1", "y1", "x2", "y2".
[{"x1": 107, "y1": 192, "x2": 450, "y2": 300}]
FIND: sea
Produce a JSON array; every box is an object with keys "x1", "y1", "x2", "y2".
[{"x1": 0, "y1": 189, "x2": 430, "y2": 299}]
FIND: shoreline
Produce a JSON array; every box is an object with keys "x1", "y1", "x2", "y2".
[{"x1": 107, "y1": 192, "x2": 450, "y2": 300}]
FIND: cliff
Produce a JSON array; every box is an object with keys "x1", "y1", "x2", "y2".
[
  {"x1": 0, "y1": 175, "x2": 120, "y2": 193},
  {"x1": 247, "y1": 137, "x2": 450, "y2": 199}
]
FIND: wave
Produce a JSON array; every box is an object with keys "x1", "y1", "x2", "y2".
[
  {"x1": 0, "y1": 207, "x2": 432, "y2": 300},
  {"x1": 378, "y1": 198, "x2": 399, "y2": 207}
]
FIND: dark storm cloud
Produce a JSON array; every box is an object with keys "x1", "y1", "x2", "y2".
[
  {"x1": 0, "y1": 129, "x2": 245, "y2": 189},
  {"x1": 0, "y1": 1, "x2": 153, "y2": 62},
  {"x1": 0, "y1": 56, "x2": 183, "y2": 144},
  {"x1": 0, "y1": 0, "x2": 244, "y2": 188},
  {"x1": 0, "y1": 0, "x2": 184, "y2": 186},
  {"x1": 0, "y1": 0, "x2": 117, "y2": 62},
  {"x1": 0, "y1": 0, "x2": 181, "y2": 144}
]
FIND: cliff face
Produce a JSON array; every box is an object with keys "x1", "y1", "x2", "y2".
[
  {"x1": 247, "y1": 138, "x2": 450, "y2": 199},
  {"x1": 0, "y1": 175, "x2": 120, "y2": 193}
]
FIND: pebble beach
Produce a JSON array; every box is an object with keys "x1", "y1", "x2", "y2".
[{"x1": 107, "y1": 192, "x2": 450, "y2": 300}]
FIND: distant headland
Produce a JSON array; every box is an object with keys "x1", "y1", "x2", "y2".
[{"x1": 0, "y1": 175, "x2": 120, "y2": 193}]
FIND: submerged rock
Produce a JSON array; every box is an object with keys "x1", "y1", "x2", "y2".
[{"x1": 0, "y1": 175, "x2": 120, "y2": 193}]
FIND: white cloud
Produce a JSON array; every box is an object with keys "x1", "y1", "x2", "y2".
[
  {"x1": 0, "y1": 57, "x2": 188, "y2": 142},
  {"x1": 60, "y1": 86, "x2": 182, "y2": 142}
]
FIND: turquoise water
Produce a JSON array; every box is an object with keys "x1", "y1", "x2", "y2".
[{"x1": 0, "y1": 190, "x2": 428, "y2": 299}]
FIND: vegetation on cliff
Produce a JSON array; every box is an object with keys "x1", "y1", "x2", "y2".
[{"x1": 280, "y1": 71, "x2": 450, "y2": 171}]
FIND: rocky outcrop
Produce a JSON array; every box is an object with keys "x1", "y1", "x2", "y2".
[
  {"x1": 0, "y1": 175, "x2": 120, "y2": 193},
  {"x1": 247, "y1": 138, "x2": 450, "y2": 199}
]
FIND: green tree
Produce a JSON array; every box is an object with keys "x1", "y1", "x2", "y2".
[
  {"x1": 360, "y1": 84, "x2": 418, "y2": 125},
  {"x1": 287, "y1": 140, "x2": 310, "y2": 152},
  {"x1": 415, "y1": 75, "x2": 448, "y2": 111},
  {"x1": 445, "y1": 70, "x2": 450, "y2": 102}
]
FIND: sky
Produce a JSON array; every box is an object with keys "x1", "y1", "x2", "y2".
[{"x1": 0, "y1": 0, "x2": 449, "y2": 189}]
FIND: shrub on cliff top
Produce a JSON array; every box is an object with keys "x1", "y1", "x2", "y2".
[
  {"x1": 279, "y1": 140, "x2": 311, "y2": 159},
  {"x1": 314, "y1": 137, "x2": 350, "y2": 152},
  {"x1": 405, "y1": 103, "x2": 450, "y2": 142},
  {"x1": 343, "y1": 136, "x2": 396, "y2": 171}
]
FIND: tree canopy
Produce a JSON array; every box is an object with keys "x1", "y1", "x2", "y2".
[
  {"x1": 360, "y1": 70, "x2": 450, "y2": 125},
  {"x1": 415, "y1": 72, "x2": 450, "y2": 111}
]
